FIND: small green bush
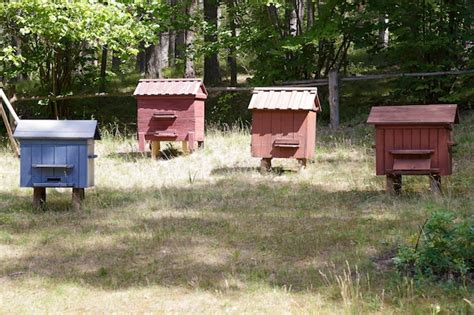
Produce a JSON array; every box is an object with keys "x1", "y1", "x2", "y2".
[{"x1": 394, "y1": 210, "x2": 473, "y2": 281}]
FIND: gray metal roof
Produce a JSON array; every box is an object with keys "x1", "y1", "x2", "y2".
[
  {"x1": 248, "y1": 87, "x2": 321, "y2": 111},
  {"x1": 133, "y1": 79, "x2": 208, "y2": 98},
  {"x1": 13, "y1": 120, "x2": 100, "y2": 140}
]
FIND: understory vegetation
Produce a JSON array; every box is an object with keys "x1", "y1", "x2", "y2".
[
  {"x1": 0, "y1": 112, "x2": 472, "y2": 314},
  {"x1": 395, "y1": 210, "x2": 473, "y2": 283}
]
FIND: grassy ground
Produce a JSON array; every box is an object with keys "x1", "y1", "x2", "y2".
[{"x1": 0, "y1": 114, "x2": 473, "y2": 314}]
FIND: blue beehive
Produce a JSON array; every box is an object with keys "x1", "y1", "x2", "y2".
[{"x1": 13, "y1": 120, "x2": 100, "y2": 189}]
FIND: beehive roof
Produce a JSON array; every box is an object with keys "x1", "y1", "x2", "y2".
[
  {"x1": 14, "y1": 120, "x2": 100, "y2": 140},
  {"x1": 367, "y1": 104, "x2": 459, "y2": 125},
  {"x1": 248, "y1": 87, "x2": 320, "y2": 111},
  {"x1": 133, "y1": 79, "x2": 208, "y2": 98}
]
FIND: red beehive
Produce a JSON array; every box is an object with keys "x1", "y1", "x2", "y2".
[
  {"x1": 367, "y1": 104, "x2": 459, "y2": 194},
  {"x1": 249, "y1": 87, "x2": 321, "y2": 171},
  {"x1": 133, "y1": 79, "x2": 208, "y2": 157}
]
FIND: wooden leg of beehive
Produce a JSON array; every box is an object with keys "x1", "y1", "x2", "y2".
[
  {"x1": 188, "y1": 141, "x2": 196, "y2": 152},
  {"x1": 429, "y1": 175, "x2": 441, "y2": 194},
  {"x1": 151, "y1": 141, "x2": 160, "y2": 159},
  {"x1": 72, "y1": 188, "x2": 85, "y2": 211},
  {"x1": 182, "y1": 141, "x2": 189, "y2": 155},
  {"x1": 138, "y1": 133, "x2": 146, "y2": 152},
  {"x1": 33, "y1": 187, "x2": 46, "y2": 209},
  {"x1": 297, "y1": 158, "x2": 307, "y2": 169},
  {"x1": 260, "y1": 158, "x2": 272, "y2": 173},
  {"x1": 188, "y1": 132, "x2": 195, "y2": 152},
  {"x1": 198, "y1": 141, "x2": 204, "y2": 149},
  {"x1": 386, "y1": 174, "x2": 402, "y2": 195}
]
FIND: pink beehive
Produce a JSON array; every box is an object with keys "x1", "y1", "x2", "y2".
[{"x1": 133, "y1": 79, "x2": 207, "y2": 157}]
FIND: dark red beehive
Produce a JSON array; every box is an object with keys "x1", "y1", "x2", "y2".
[
  {"x1": 133, "y1": 79, "x2": 207, "y2": 157},
  {"x1": 367, "y1": 104, "x2": 459, "y2": 193},
  {"x1": 249, "y1": 87, "x2": 321, "y2": 171}
]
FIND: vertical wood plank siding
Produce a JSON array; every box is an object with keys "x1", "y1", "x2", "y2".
[
  {"x1": 251, "y1": 110, "x2": 316, "y2": 159},
  {"x1": 375, "y1": 126, "x2": 453, "y2": 176}
]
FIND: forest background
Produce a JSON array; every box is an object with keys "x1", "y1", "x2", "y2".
[{"x1": 0, "y1": 0, "x2": 473, "y2": 129}]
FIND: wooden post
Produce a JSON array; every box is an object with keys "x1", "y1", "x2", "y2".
[
  {"x1": 188, "y1": 132, "x2": 195, "y2": 152},
  {"x1": 151, "y1": 141, "x2": 160, "y2": 159},
  {"x1": 429, "y1": 175, "x2": 441, "y2": 194},
  {"x1": 386, "y1": 174, "x2": 402, "y2": 195},
  {"x1": 260, "y1": 158, "x2": 272, "y2": 173},
  {"x1": 72, "y1": 188, "x2": 85, "y2": 210},
  {"x1": 182, "y1": 141, "x2": 189, "y2": 155},
  {"x1": 0, "y1": 86, "x2": 20, "y2": 124},
  {"x1": 297, "y1": 158, "x2": 307, "y2": 169},
  {"x1": 33, "y1": 187, "x2": 46, "y2": 209},
  {"x1": 328, "y1": 70, "x2": 340, "y2": 129},
  {"x1": 138, "y1": 133, "x2": 146, "y2": 152},
  {"x1": 0, "y1": 98, "x2": 19, "y2": 156}
]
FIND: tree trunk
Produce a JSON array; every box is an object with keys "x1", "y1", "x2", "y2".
[
  {"x1": 145, "y1": 32, "x2": 170, "y2": 79},
  {"x1": 185, "y1": 27, "x2": 196, "y2": 78},
  {"x1": 203, "y1": 0, "x2": 221, "y2": 85},
  {"x1": 227, "y1": 0, "x2": 237, "y2": 85},
  {"x1": 328, "y1": 70, "x2": 339, "y2": 128},
  {"x1": 159, "y1": 32, "x2": 170, "y2": 76},
  {"x1": 146, "y1": 44, "x2": 160, "y2": 78},
  {"x1": 112, "y1": 51, "x2": 121, "y2": 72},
  {"x1": 168, "y1": 0, "x2": 177, "y2": 69},
  {"x1": 267, "y1": 4, "x2": 284, "y2": 38},
  {"x1": 136, "y1": 42, "x2": 146, "y2": 73},
  {"x1": 378, "y1": 15, "x2": 389, "y2": 49},
  {"x1": 99, "y1": 45, "x2": 107, "y2": 92},
  {"x1": 306, "y1": 0, "x2": 314, "y2": 30},
  {"x1": 175, "y1": 30, "x2": 186, "y2": 62},
  {"x1": 295, "y1": 0, "x2": 305, "y2": 35},
  {"x1": 169, "y1": 29, "x2": 176, "y2": 68},
  {"x1": 185, "y1": 0, "x2": 198, "y2": 78}
]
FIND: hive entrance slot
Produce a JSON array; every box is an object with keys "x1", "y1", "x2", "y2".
[
  {"x1": 147, "y1": 131, "x2": 178, "y2": 139},
  {"x1": 152, "y1": 113, "x2": 177, "y2": 120},
  {"x1": 32, "y1": 164, "x2": 74, "y2": 169},
  {"x1": 47, "y1": 177, "x2": 61, "y2": 182},
  {"x1": 273, "y1": 139, "x2": 300, "y2": 148},
  {"x1": 389, "y1": 149, "x2": 435, "y2": 174}
]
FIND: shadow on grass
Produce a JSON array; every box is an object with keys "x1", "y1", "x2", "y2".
[
  {"x1": 107, "y1": 147, "x2": 184, "y2": 161},
  {"x1": 211, "y1": 166, "x2": 298, "y2": 176},
  {"x1": 0, "y1": 178, "x2": 419, "y2": 293},
  {"x1": 106, "y1": 151, "x2": 150, "y2": 162}
]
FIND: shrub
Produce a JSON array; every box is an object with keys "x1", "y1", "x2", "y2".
[{"x1": 394, "y1": 210, "x2": 473, "y2": 281}]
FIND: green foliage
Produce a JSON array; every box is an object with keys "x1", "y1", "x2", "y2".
[
  {"x1": 206, "y1": 92, "x2": 251, "y2": 127},
  {"x1": 394, "y1": 210, "x2": 474, "y2": 282},
  {"x1": 365, "y1": 0, "x2": 474, "y2": 104},
  {"x1": 0, "y1": 0, "x2": 153, "y2": 94},
  {"x1": 1, "y1": 0, "x2": 474, "y2": 122}
]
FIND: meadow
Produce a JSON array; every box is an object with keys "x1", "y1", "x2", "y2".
[{"x1": 0, "y1": 113, "x2": 473, "y2": 314}]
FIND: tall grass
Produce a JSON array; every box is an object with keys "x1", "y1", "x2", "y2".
[{"x1": 0, "y1": 113, "x2": 472, "y2": 313}]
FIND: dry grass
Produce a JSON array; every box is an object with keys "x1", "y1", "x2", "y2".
[{"x1": 0, "y1": 115, "x2": 473, "y2": 314}]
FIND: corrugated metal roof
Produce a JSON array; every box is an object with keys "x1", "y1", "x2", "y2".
[
  {"x1": 248, "y1": 87, "x2": 320, "y2": 111},
  {"x1": 367, "y1": 104, "x2": 459, "y2": 124},
  {"x1": 13, "y1": 120, "x2": 100, "y2": 140},
  {"x1": 133, "y1": 79, "x2": 208, "y2": 98}
]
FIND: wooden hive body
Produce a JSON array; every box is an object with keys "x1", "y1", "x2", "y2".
[
  {"x1": 367, "y1": 105, "x2": 459, "y2": 176},
  {"x1": 249, "y1": 87, "x2": 320, "y2": 160},
  {"x1": 13, "y1": 120, "x2": 100, "y2": 188},
  {"x1": 134, "y1": 79, "x2": 207, "y2": 152},
  {"x1": 251, "y1": 110, "x2": 316, "y2": 159}
]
